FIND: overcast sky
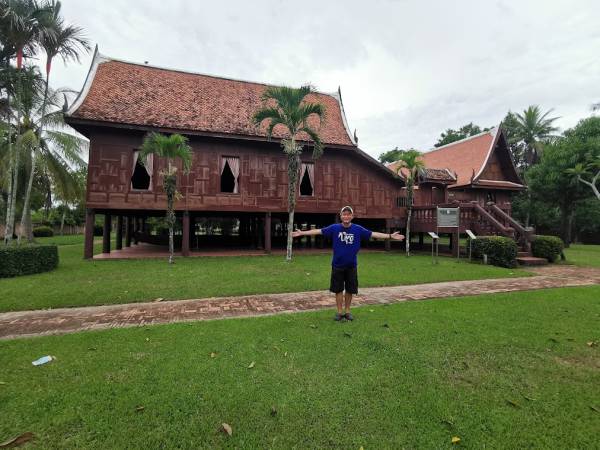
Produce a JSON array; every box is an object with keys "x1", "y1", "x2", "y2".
[{"x1": 45, "y1": 0, "x2": 600, "y2": 159}]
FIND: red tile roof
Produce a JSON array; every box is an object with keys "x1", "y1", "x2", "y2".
[
  {"x1": 67, "y1": 51, "x2": 356, "y2": 147},
  {"x1": 386, "y1": 128, "x2": 523, "y2": 189}
]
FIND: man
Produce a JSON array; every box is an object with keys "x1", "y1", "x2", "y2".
[{"x1": 292, "y1": 206, "x2": 404, "y2": 321}]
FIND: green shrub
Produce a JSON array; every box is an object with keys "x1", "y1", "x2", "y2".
[
  {"x1": 471, "y1": 236, "x2": 518, "y2": 268},
  {"x1": 532, "y1": 235, "x2": 564, "y2": 263},
  {"x1": 93, "y1": 225, "x2": 103, "y2": 236},
  {"x1": 33, "y1": 225, "x2": 54, "y2": 237},
  {"x1": 0, "y1": 245, "x2": 59, "y2": 278}
]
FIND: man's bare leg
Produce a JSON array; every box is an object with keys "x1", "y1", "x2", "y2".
[
  {"x1": 335, "y1": 292, "x2": 344, "y2": 314},
  {"x1": 344, "y1": 292, "x2": 353, "y2": 314}
]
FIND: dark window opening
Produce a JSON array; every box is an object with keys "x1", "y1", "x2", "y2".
[
  {"x1": 131, "y1": 158, "x2": 150, "y2": 190},
  {"x1": 300, "y1": 169, "x2": 313, "y2": 196},
  {"x1": 220, "y1": 161, "x2": 236, "y2": 193},
  {"x1": 486, "y1": 191, "x2": 497, "y2": 204}
]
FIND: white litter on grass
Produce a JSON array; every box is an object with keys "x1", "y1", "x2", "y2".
[{"x1": 32, "y1": 356, "x2": 54, "y2": 366}]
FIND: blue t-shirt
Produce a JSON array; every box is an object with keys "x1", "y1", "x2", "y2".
[{"x1": 321, "y1": 223, "x2": 373, "y2": 268}]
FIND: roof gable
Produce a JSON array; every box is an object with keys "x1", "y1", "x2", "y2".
[
  {"x1": 387, "y1": 127, "x2": 524, "y2": 189},
  {"x1": 67, "y1": 49, "x2": 356, "y2": 147}
]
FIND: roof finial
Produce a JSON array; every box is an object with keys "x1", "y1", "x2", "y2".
[
  {"x1": 353, "y1": 129, "x2": 358, "y2": 144},
  {"x1": 62, "y1": 93, "x2": 69, "y2": 112}
]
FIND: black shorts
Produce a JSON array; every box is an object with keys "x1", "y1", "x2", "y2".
[{"x1": 330, "y1": 266, "x2": 358, "y2": 294}]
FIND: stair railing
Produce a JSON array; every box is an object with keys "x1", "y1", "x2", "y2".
[{"x1": 486, "y1": 203, "x2": 534, "y2": 251}]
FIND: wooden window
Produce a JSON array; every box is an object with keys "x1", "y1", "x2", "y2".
[
  {"x1": 299, "y1": 162, "x2": 314, "y2": 196},
  {"x1": 396, "y1": 195, "x2": 413, "y2": 207},
  {"x1": 131, "y1": 151, "x2": 153, "y2": 191},
  {"x1": 220, "y1": 156, "x2": 240, "y2": 193}
]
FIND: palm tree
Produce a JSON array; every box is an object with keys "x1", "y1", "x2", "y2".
[
  {"x1": 513, "y1": 105, "x2": 559, "y2": 227},
  {"x1": 19, "y1": 0, "x2": 89, "y2": 241},
  {"x1": 6, "y1": 72, "x2": 86, "y2": 238},
  {"x1": 1, "y1": 0, "x2": 47, "y2": 244},
  {"x1": 514, "y1": 105, "x2": 559, "y2": 168},
  {"x1": 139, "y1": 132, "x2": 192, "y2": 264},
  {"x1": 252, "y1": 85, "x2": 325, "y2": 261},
  {"x1": 394, "y1": 149, "x2": 424, "y2": 256}
]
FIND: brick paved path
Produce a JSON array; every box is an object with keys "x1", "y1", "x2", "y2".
[{"x1": 2, "y1": 265, "x2": 599, "y2": 340}]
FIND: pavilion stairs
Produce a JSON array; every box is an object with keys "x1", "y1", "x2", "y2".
[
  {"x1": 467, "y1": 203, "x2": 547, "y2": 266},
  {"x1": 411, "y1": 202, "x2": 548, "y2": 266}
]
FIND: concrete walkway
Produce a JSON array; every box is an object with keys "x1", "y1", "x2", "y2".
[{"x1": 1, "y1": 265, "x2": 599, "y2": 340}]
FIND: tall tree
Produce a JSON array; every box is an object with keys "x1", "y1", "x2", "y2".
[
  {"x1": 252, "y1": 85, "x2": 325, "y2": 261},
  {"x1": 527, "y1": 117, "x2": 600, "y2": 244},
  {"x1": 1, "y1": 0, "x2": 47, "y2": 244},
  {"x1": 567, "y1": 158, "x2": 600, "y2": 201},
  {"x1": 434, "y1": 122, "x2": 488, "y2": 148},
  {"x1": 378, "y1": 147, "x2": 405, "y2": 164},
  {"x1": 513, "y1": 106, "x2": 559, "y2": 168},
  {"x1": 139, "y1": 132, "x2": 192, "y2": 264},
  {"x1": 393, "y1": 149, "x2": 424, "y2": 256},
  {"x1": 19, "y1": 0, "x2": 89, "y2": 241},
  {"x1": 505, "y1": 106, "x2": 560, "y2": 227},
  {"x1": 565, "y1": 117, "x2": 600, "y2": 201},
  {"x1": 5, "y1": 69, "x2": 86, "y2": 233}
]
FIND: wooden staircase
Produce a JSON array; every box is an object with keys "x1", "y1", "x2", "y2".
[
  {"x1": 410, "y1": 202, "x2": 548, "y2": 265},
  {"x1": 483, "y1": 203, "x2": 547, "y2": 266}
]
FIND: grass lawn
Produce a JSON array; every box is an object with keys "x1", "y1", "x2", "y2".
[
  {"x1": 1, "y1": 286, "x2": 598, "y2": 448},
  {"x1": 563, "y1": 244, "x2": 600, "y2": 267},
  {"x1": 0, "y1": 235, "x2": 531, "y2": 313}
]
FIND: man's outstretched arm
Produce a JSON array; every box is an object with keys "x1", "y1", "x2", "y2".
[
  {"x1": 292, "y1": 228, "x2": 322, "y2": 238},
  {"x1": 371, "y1": 231, "x2": 405, "y2": 241}
]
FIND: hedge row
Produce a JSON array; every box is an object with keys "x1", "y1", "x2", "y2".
[
  {"x1": 470, "y1": 236, "x2": 518, "y2": 268},
  {"x1": 532, "y1": 235, "x2": 564, "y2": 262},
  {"x1": 0, "y1": 244, "x2": 59, "y2": 278},
  {"x1": 33, "y1": 225, "x2": 54, "y2": 237}
]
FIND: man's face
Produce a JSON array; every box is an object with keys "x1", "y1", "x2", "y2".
[{"x1": 340, "y1": 210, "x2": 353, "y2": 225}]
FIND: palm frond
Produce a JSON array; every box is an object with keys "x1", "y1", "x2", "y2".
[
  {"x1": 140, "y1": 132, "x2": 193, "y2": 174},
  {"x1": 298, "y1": 102, "x2": 325, "y2": 128},
  {"x1": 43, "y1": 130, "x2": 86, "y2": 168},
  {"x1": 299, "y1": 126, "x2": 323, "y2": 159}
]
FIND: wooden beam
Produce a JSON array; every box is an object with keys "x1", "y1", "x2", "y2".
[
  {"x1": 102, "y1": 214, "x2": 111, "y2": 254},
  {"x1": 84, "y1": 208, "x2": 95, "y2": 259},
  {"x1": 116, "y1": 215, "x2": 123, "y2": 250},
  {"x1": 182, "y1": 211, "x2": 190, "y2": 256}
]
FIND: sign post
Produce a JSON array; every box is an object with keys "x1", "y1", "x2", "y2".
[
  {"x1": 428, "y1": 231, "x2": 439, "y2": 264},
  {"x1": 437, "y1": 207, "x2": 460, "y2": 259},
  {"x1": 466, "y1": 229, "x2": 476, "y2": 261}
]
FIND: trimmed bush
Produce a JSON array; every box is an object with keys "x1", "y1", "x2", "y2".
[
  {"x1": 471, "y1": 236, "x2": 518, "y2": 268},
  {"x1": 532, "y1": 235, "x2": 564, "y2": 263},
  {"x1": 0, "y1": 245, "x2": 59, "y2": 278},
  {"x1": 33, "y1": 225, "x2": 54, "y2": 237},
  {"x1": 93, "y1": 225, "x2": 103, "y2": 236}
]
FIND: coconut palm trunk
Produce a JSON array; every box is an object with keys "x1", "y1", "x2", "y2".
[
  {"x1": 60, "y1": 206, "x2": 65, "y2": 235},
  {"x1": 3, "y1": 59, "x2": 14, "y2": 244},
  {"x1": 6, "y1": 68, "x2": 24, "y2": 243},
  {"x1": 19, "y1": 70, "x2": 50, "y2": 242},
  {"x1": 285, "y1": 146, "x2": 300, "y2": 261},
  {"x1": 165, "y1": 161, "x2": 176, "y2": 264},
  {"x1": 405, "y1": 177, "x2": 414, "y2": 256}
]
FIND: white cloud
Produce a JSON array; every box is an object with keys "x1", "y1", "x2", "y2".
[{"x1": 43, "y1": 0, "x2": 600, "y2": 159}]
